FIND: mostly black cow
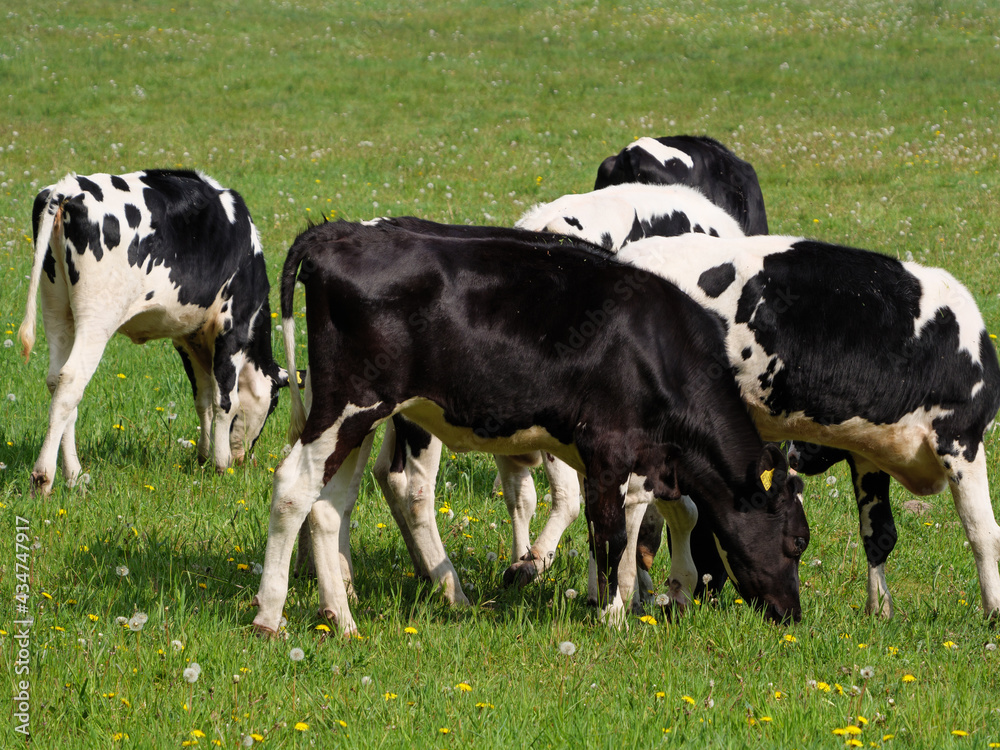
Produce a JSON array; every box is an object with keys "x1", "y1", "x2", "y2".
[
  {"x1": 252, "y1": 220, "x2": 808, "y2": 635},
  {"x1": 19, "y1": 170, "x2": 287, "y2": 495},
  {"x1": 617, "y1": 233, "x2": 1000, "y2": 619},
  {"x1": 595, "y1": 135, "x2": 769, "y2": 235}
]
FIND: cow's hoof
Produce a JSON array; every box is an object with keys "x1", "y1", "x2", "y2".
[
  {"x1": 30, "y1": 471, "x2": 52, "y2": 497},
  {"x1": 251, "y1": 621, "x2": 279, "y2": 639},
  {"x1": 502, "y1": 560, "x2": 539, "y2": 588}
]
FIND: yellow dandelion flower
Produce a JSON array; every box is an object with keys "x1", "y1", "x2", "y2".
[
  {"x1": 112, "y1": 733, "x2": 129, "y2": 742},
  {"x1": 760, "y1": 716, "x2": 772, "y2": 723},
  {"x1": 476, "y1": 702, "x2": 495, "y2": 709},
  {"x1": 456, "y1": 682, "x2": 472, "y2": 692},
  {"x1": 951, "y1": 730, "x2": 969, "y2": 737},
  {"x1": 782, "y1": 634, "x2": 796, "y2": 643},
  {"x1": 181, "y1": 741, "x2": 197, "y2": 747},
  {"x1": 384, "y1": 692, "x2": 398, "y2": 700},
  {"x1": 902, "y1": 674, "x2": 916, "y2": 683},
  {"x1": 404, "y1": 626, "x2": 418, "y2": 635},
  {"x1": 846, "y1": 740, "x2": 863, "y2": 748},
  {"x1": 376, "y1": 522, "x2": 387, "y2": 529},
  {"x1": 440, "y1": 728, "x2": 451, "y2": 734},
  {"x1": 845, "y1": 725, "x2": 862, "y2": 735},
  {"x1": 337, "y1": 720, "x2": 347, "y2": 728},
  {"x1": 884, "y1": 735, "x2": 896, "y2": 741},
  {"x1": 734, "y1": 598, "x2": 743, "y2": 604},
  {"x1": 237, "y1": 563, "x2": 249, "y2": 571},
  {"x1": 190, "y1": 730, "x2": 206, "y2": 738},
  {"x1": 655, "y1": 691, "x2": 665, "y2": 699},
  {"x1": 294, "y1": 722, "x2": 309, "y2": 731},
  {"x1": 251, "y1": 734, "x2": 264, "y2": 741},
  {"x1": 681, "y1": 695, "x2": 696, "y2": 706},
  {"x1": 835, "y1": 683, "x2": 844, "y2": 695},
  {"x1": 198, "y1": 583, "x2": 207, "y2": 589},
  {"x1": 833, "y1": 728, "x2": 847, "y2": 736},
  {"x1": 857, "y1": 716, "x2": 868, "y2": 725},
  {"x1": 315, "y1": 624, "x2": 331, "y2": 632},
  {"x1": 88, "y1": 614, "x2": 99, "y2": 622},
  {"x1": 639, "y1": 614, "x2": 657, "y2": 625},
  {"x1": 858, "y1": 642, "x2": 868, "y2": 649},
  {"x1": 42, "y1": 592, "x2": 53, "y2": 600},
  {"x1": 773, "y1": 691, "x2": 785, "y2": 700},
  {"x1": 117, "y1": 373, "x2": 126, "y2": 379}
]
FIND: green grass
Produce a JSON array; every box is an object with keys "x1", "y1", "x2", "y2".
[{"x1": 3, "y1": 0, "x2": 1000, "y2": 747}]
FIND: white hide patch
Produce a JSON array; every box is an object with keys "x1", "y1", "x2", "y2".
[
  {"x1": 628, "y1": 137, "x2": 696, "y2": 170},
  {"x1": 905, "y1": 262, "x2": 985, "y2": 366},
  {"x1": 516, "y1": 183, "x2": 745, "y2": 250}
]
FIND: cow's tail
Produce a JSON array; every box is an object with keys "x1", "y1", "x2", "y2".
[
  {"x1": 18, "y1": 193, "x2": 64, "y2": 361},
  {"x1": 280, "y1": 235, "x2": 312, "y2": 445}
]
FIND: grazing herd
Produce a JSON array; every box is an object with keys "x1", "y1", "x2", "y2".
[{"x1": 17, "y1": 135, "x2": 1000, "y2": 637}]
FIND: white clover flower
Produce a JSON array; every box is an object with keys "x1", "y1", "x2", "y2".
[
  {"x1": 558, "y1": 641, "x2": 576, "y2": 656},
  {"x1": 564, "y1": 588, "x2": 578, "y2": 600},
  {"x1": 289, "y1": 647, "x2": 305, "y2": 662}
]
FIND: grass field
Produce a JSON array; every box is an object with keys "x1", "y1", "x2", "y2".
[{"x1": 3, "y1": 0, "x2": 1000, "y2": 747}]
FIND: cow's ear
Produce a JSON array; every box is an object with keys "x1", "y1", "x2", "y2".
[
  {"x1": 295, "y1": 369, "x2": 307, "y2": 387},
  {"x1": 756, "y1": 443, "x2": 789, "y2": 496},
  {"x1": 275, "y1": 368, "x2": 290, "y2": 389}
]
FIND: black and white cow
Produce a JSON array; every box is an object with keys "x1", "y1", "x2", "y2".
[
  {"x1": 595, "y1": 135, "x2": 769, "y2": 236},
  {"x1": 515, "y1": 183, "x2": 744, "y2": 250},
  {"x1": 253, "y1": 220, "x2": 808, "y2": 635},
  {"x1": 19, "y1": 170, "x2": 288, "y2": 495},
  {"x1": 615, "y1": 233, "x2": 1000, "y2": 619}
]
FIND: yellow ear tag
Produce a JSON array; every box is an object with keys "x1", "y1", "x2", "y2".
[{"x1": 760, "y1": 469, "x2": 774, "y2": 491}]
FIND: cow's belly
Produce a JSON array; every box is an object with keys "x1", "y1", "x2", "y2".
[
  {"x1": 399, "y1": 398, "x2": 586, "y2": 474},
  {"x1": 750, "y1": 406, "x2": 951, "y2": 496}
]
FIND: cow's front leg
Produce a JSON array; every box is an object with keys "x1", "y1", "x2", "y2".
[
  {"x1": 634, "y1": 503, "x2": 664, "y2": 611},
  {"x1": 503, "y1": 454, "x2": 582, "y2": 587},
  {"x1": 584, "y1": 466, "x2": 629, "y2": 627},
  {"x1": 946, "y1": 447, "x2": 1000, "y2": 619},
  {"x1": 654, "y1": 495, "x2": 699, "y2": 614},
  {"x1": 847, "y1": 454, "x2": 895, "y2": 619},
  {"x1": 210, "y1": 344, "x2": 246, "y2": 472},
  {"x1": 175, "y1": 345, "x2": 214, "y2": 465},
  {"x1": 373, "y1": 417, "x2": 468, "y2": 606}
]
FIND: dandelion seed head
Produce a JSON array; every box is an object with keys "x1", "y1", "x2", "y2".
[
  {"x1": 361, "y1": 675, "x2": 372, "y2": 686},
  {"x1": 564, "y1": 588, "x2": 578, "y2": 600},
  {"x1": 183, "y1": 666, "x2": 200, "y2": 683},
  {"x1": 558, "y1": 640, "x2": 576, "y2": 656},
  {"x1": 289, "y1": 647, "x2": 305, "y2": 662},
  {"x1": 860, "y1": 666, "x2": 874, "y2": 679}
]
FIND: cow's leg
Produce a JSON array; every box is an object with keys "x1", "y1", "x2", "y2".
[
  {"x1": 947, "y1": 447, "x2": 1000, "y2": 618},
  {"x1": 372, "y1": 416, "x2": 469, "y2": 605},
  {"x1": 654, "y1": 495, "x2": 699, "y2": 614},
  {"x1": 583, "y1": 463, "x2": 630, "y2": 627},
  {"x1": 308, "y1": 446, "x2": 366, "y2": 635},
  {"x1": 210, "y1": 336, "x2": 246, "y2": 471},
  {"x1": 503, "y1": 454, "x2": 583, "y2": 587},
  {"x1": 294, "y1": 430, "x2": 375, "y2": 583},
  {"x1": 846, "y1": 454, "x2": 895, "y2": 618},
  {"x1": 175, "y1": 345, "x2": 214, "y2": 464},
  {"x1": 253, "y1": 404, "x2": 385, "y2": 636},
  {"x1": 634, "y1": 503, "x2": 664, "y2": 609},
  {"x1": 38, "y1": 277, "x2": 81, "y2": 488},
  {"x1": 618, "y1": 476, "x2": 651, "y2": 615},
  {"x1": 31, "y1": 328, "x2": 111, "y2": 496},
  {"x1": 495, "y1": 453, "x2": 539, "y2": 564}
]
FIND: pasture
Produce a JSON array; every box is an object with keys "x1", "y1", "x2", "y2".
[{"x1": 2, "y1": 0, "x2": 1000, "y2": 746}]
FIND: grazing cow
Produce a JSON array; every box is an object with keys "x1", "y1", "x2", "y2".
[
  {"x1": 19, "y1": 170, "x2": 288, "y2": 495},
  {"x1": 252, "y1": 220, "x2": 808, "y2": 635},
  {"x1": 616, "y1": 233, "x2": 1000, "y2": 619},
  {"x1": 595, "y1": 135, "x2": 769, "y2": 235},
  {"x1": 515, "y1": 183, "x2": 744, "y2": 250}
]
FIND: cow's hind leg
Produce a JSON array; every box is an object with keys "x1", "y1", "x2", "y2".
[
  {"x1": 210, "y1": 336, "x2": 246, "y2": 471},
  {"x1": 947, "y1": 447, "x2": 1000, "y2": 618},
  {"x1": 654, "y1": 495, "x2": 699, "y2": 615},
  {"x1": 503, "y1": 454, "x2": 582, "y2": 587},
  {"x1": 372, "y1": 416, "x2": 469, "y2": 605},
  {"x1": 582, "y1": 460, "x2": 630, "y2": 627},
  {"x1": 847, "y1": 454, "x2": 895, "y2": 618},
  {"x1": 32, "y1": 327, "x2": 111, "y2": 495}
]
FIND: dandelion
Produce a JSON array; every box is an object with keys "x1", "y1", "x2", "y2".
[
  {"x1": 860, "y1": 666, "x2": 874, "y2": 679},
  {"x1": 171, "y1": 640, "x2": 184, "y2": 651},
  {"x1": 456, "y1": 682, "x2": 472, "y2": 692},
  {"x1": 88, "y1": 614, "x2": 99, "y2": 622},
  {"x1": 404, "y1": 626, "x2": 418, "y2": 635},
  {"x1": 115, "y1": 565, "x2": 129, "y2": 577},
  {"x1": 655, "y1": 691, "x2": 665, "y2": 698},
  {"x1": 558, "y1": 641, "x2": 576, "y2": 656},
  {"x1": 289, "y1": 647, "x2": 305, "y2": 662},
  {"x1": 486, "y1": 551, "x2": 497, "y2": 562},
  {"x1": 681, "y1": 695, "x2": 696, "y2": 706},
  {"x1": 986, "y1": 643, "x2": 997, "y2": 651},
  {"x1": 294, "y1": 722, "x2": 309, "y2": 732},
  {"x1": 190, "y1": 730, "x2": 206, "y2": 738},
  {"x1": 951, "y1": 730, "x2": 969, "y2": 737},
  {"x1": 7, "y1": 393, "x2": 16, "y2": 402},
  {"x1": 475, "y1": 702, "x2": 495, "y2": 709},
  {"x1": 902, "y1": 674, "x2": 916, "y2": 683},
  {"x1": 440, "y1": 728, "x2": 450, "y2": 734},
  {"x1": 639, "y1": 614, "x2": 657, "y2": 625},
  {"x1": 654, "y1": 593, "x2": 671, "y2": 607},
  {"x1": 183, "y1": 666, "x2": 200, "y2": 683},
  {"x1": 564, "y1": 588, "x2": 578, "y2": 600},
  {"x1": 361, "y1": 676, "x2": 372, "y2": 686},
  {"x1": 336, "y1": 720, "x2": 347, "y2": 728},
  {"x1": 817, "y1": 681, "x2": 831, "y2": 692},
  {"x1": 3, "y1": 339, "x2": 12, "y2": 348},
  {"x1": 383, "y1": 692, "x2": 398, "y2": 700},
  {"x1": 315, "y1": 624, "x2": 330, "y2": 633},
  {"x1": 944, "y1": 640, "x2": 958, "y2": 650},
  {"x1": 782, "y1": 634, "x2": 796, "y2": 644}
]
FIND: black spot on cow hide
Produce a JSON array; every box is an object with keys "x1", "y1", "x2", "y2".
[
  {"x1": 111, "y1": 175, "x2": 130, "y2": 192},
  {"x1": 697, "y1": 262, "x2": 736, "y2": 299}
]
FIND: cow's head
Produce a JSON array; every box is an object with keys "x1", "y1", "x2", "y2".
[
  {"x1": 230, "y1": 361, "x2": 290, "y2": 462},
  {"x1": 708, "y1": 444, "x2": 808, "y2": 623}
]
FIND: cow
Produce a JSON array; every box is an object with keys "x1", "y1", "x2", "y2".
[
  {"x1": 18, "y1": 169, "x2": 288, "y2": 495},
  {"x1": 252, "y1": 219, "x2": 808, "y2": 636},
  {"x1": 515, "y1": 183, "x2": 744, "y2": 250},
  {"x1": 614, "y1": 233, "x2": 1000, "y2": 619},
  {"x1": 594, "y1": 135, "x2": 769, "y2": 236}
]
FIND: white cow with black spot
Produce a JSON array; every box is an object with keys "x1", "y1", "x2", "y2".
[{"x1": 19, "y1": 169, "x2": 287, "y2": 495}]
